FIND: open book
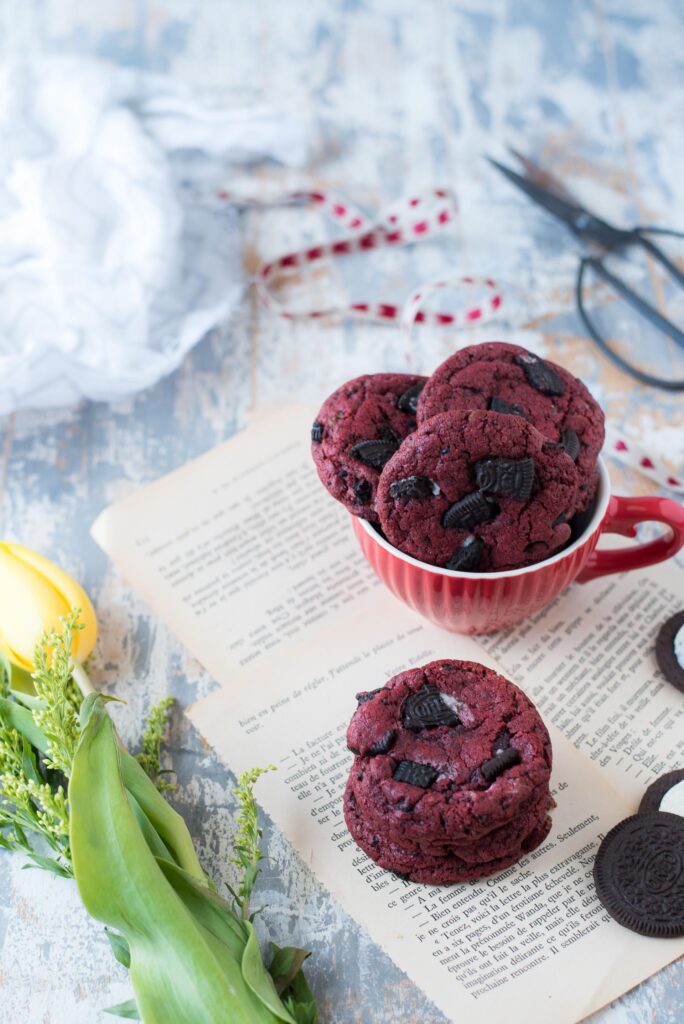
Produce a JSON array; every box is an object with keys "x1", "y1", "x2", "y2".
[{"x1": 92, "y1": 405, "x2": 684, "y2": 1024}]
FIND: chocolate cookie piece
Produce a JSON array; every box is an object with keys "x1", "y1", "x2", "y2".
[
  {"x1": 593, "y1": 813, "x2": 684, "y2": 937},
  {"x1": 345, "y1": 660, "x2": 553, "y2": 851},
  {"x1": 638, "y1": 769, "x2": 684, "y2": 817},
  {"x1": 376, "y1": 409, "x2": 579, "y2": 571},
  {"x1": 655, "y1": 610, "x2": 684, "y2": 694},
  {"x1": 344, "y1": 783, "x2": 552, "y2": 884},
  {"x1": 311, "y1": 373, "x2": 427, "y2": 522},
  {"x1": 417, "y1": 342, "x2": 605, "y2": 515}
]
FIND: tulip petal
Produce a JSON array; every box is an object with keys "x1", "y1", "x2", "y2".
[{"x1": 0, "y1": 543, "x2": 97, "y2": 668}]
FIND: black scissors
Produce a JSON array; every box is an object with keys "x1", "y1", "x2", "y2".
[{"x1": 487, "y1": 149, "x2": 684, "y2": 391}]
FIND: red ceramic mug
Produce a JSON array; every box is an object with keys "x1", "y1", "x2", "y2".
[{"x1": 351, "y1": 458, "x2": 684, "y2": 635}]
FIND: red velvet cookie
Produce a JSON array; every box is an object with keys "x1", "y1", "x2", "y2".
[
  {"x1": 343, "y1": 660, "x2": 553, "y2": 883},
  {"x1": 376, "y1": 409, "x2": 579, "y2": 572},
  {"x1": 311, "y1": 373, "x2": 426, "y2": 522},
  {"x1": 417, "y1": 342, "x2": 604, "y2": 515}
]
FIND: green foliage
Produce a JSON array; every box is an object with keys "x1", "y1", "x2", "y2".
[
  {"x1": 0, "y1": 613, "x2": 318, "y2": 1023},
  {"x1": 136, "y1": 697, "x2": 177, "y2": 792},
  {"x1": 31, "y1": 609, "x2": 83, "y2": 776},
  {"x1": 227, "y1": 764, "x2": 276, "y2": 918}
]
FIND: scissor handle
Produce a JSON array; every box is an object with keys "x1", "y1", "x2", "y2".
[
  {"x1": 576, "y1": 257, "x2": 684, "y2": 391},
  {"x1": 633, "y1": 226, "x2": 684, "y2": 290}
]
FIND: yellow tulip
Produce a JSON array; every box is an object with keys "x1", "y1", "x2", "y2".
[{"x1": 0, "y1": 542, "x2": 97, "y2": 673}]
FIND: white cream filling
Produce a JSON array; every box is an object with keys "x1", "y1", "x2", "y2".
[{"x1": 660, "y1": 779, "x2": 684, "y2": 818}]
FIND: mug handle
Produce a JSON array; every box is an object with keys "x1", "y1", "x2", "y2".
[{"x1": 577, "y1": 494, "x2": 684, "y2": 583}]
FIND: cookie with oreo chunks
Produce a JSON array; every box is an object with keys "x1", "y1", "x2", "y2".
[
  {"x1": 311, "y1": 373, "x2": 427, "y2": 522},
  {"x1": 376, "y1": 409, "x2": 579, "y2": 571},
  {"x1": 417, "y1": 342, "x2": 605, "y2": 515},
  {"x1": 344, "y1": 784, "x2": 552, "y2": 884},
  {"x1": 344, "y1": 660, "x2": 553, "y2": 880}
]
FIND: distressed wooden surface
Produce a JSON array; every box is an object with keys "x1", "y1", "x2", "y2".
[{"x1": 1, "y1": 1, "x2": 683, "y2": 1021}]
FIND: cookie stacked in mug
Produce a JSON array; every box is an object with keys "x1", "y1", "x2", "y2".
[{"x1": 311, "y1": 342, "x2": 605, "y2": 572}]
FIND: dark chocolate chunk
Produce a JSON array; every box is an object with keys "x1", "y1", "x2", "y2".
[
  {"x1": 353, "y1": 479, "x2": 372, "y2": 504},
  {"x1": 475, "y1": 457, "x2": 535, "y2": 501},
  {"x1": 389, "y1": 476, "x2": 439, "y2": 500},
  {"x1": 403, "y1": 685, "x2": 461, "y2": 730},
  {"x1": 655, "y1": 610, "x2": 684, "y2": 694},
  {"x1": 445, "y1": 536, "x2": 483, "y2": 572},
  {"x1": 368, "y1": 730, "x2": 397, "y2": 756},
  {"x1": 397, "y1": 380, "x2": 426, "y2": 414},
  {"x1": 593, "y1": 813, "x2": 684, "y2": 937},
  {"x1": 561, "y1": 428, "x2": 581, "y2": 462},
  {"x1": 393, "y1": 760, "x2": 438, "y2": 788},
  {"x1": 356, "y1": 687, "x2": 385, "y2": 705},
  {"x1": 442, "y1": 491, "x2": 498, "y2": 529},
  {"x1": 311, "y1": 421, "x2": 324, "y2": 443},
  {"x1": 489, "y1": 396, "x2": 526, "y2": 418},
  {"x1": 350, "y1": 438, "x2": 399, "y2": 470},
  {"x1": 481, "y1": 747, "x2": 521, "y2": 782},
  {"x1": 638, "y1": 769, "x2": 684, "y2": 816},
  {"x1": 514, "y1": 352, "x2": 565, "y2": 396}
]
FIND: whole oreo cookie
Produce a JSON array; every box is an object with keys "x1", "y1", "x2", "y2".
[
  {"x1": 416, "y1": 342, "x2": 604, "y2": 515},
  {"x1": 344, "y1": 660, "x2": 553, "y2": 875},
  {"x1": 311, "y1": 373, "x2": 426, "y2": 522},
  {"x1": 638, "y1": 769, "x2": 684, "y2": 818},
  {"x1": 655, "y1": 610, "x2": 684, "y2": 694},
  {"x1": 376, "y1": 409, "x2": 579, "y2": 571},
  {"x1": 593, "y1": 812, "x2": 684, "y2": 937}
]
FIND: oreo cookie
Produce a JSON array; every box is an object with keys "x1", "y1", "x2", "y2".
[
  {"x1": 403, "y1": 686, "x2": 461, "y2": 730},
  {"x1": 393, "y1": 760, "x2": 439, "y2": 788},
  {"x1": 397, "y1": 380, "x2": 426, "y2": 415},
  {"x1": 655, "y1": 610, "x2": 684, "y2": 693},
  {"x1": 442, "y1": 490, "x2": 498, "y2": 529},
  {"x1": 513, "y1": 352, "x2": 565, "y2": 396},
  {"x1": 481, "y1": 747, "x2": 521, "y2": 783},
  {"x1": 446, "y1": 536, "x2": 484, "y2": 572},
  {"x1": 475, "y1": 457, "x2": 535, "y2": 501},
  {"x1": 638, "y1": 769, "x2": 684, "y2": 818},
  {"x1": 593, "y1": 812, "x2": 684, "y2": 937},
  {"x1": 350, "y1": 437, "x2": 400, "y2": 470},
  {"x1": 389, "y1": 476, "x2": 439, "y2": 500},
  {"x1": 489, "y1": 396, "x2": 526, "y2": 418}
]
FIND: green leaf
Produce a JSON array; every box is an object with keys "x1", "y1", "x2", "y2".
[
  {"x1": 105, "y1": 929, "x2": 131, "y2": 970},
  {"x1": 242, "y1": 921, "x2": 298, "y2": 1024},
  {"x1": 21, "y1": 853, "x2": 72, "y2": 878},
  {"x1": 156, "y1": 857, "x2": 248, "y2": 960},
  {"x1": 269, "y1": 944, "x2": 312, "y2": 995},
  {"x1": 0, "y1": 694, "x2": 50, "y2": 753},
  {"x1": 69, "y1": 696, "x2": 280, "y2": 1024},
  {"x1": 103, "y1": 998, "x2": 141, "y2": 1019},
  {"x1": 118, "y1": 747, "x2": 206, "y2": 883}
]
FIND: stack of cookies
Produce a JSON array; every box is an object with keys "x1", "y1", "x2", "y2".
[
  {"x1": 344, "y1": 659, "x2": 554, "y2": 883},
  {"x1": 311, "y1": 342, "x2": 605, "y2": 572}
]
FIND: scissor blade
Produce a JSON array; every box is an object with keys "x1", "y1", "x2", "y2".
[
  {"x1": 506, "y1": 147, "x2": 580, "y2": 206},
  {"x1": 486, "y1": 156, "x2": 586, "y2": 232}
]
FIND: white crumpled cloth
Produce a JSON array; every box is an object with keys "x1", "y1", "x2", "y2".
[{"x1": 0, "y1": 58, "x2": 308, "y2": 414}]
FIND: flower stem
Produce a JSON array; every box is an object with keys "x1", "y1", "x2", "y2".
[{"x1": 71, "y1": 661, "x2": 95, "y2": 696}]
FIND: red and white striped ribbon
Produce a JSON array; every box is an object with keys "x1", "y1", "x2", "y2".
[
  {"x1": 215, "y1": 187, "x2": 504, "y2": 329},
  {"x1": 605, "y1": 426, "x2": 684, "y2": 496}
]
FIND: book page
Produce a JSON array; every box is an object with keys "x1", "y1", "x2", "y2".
[
  {"x1": 477, "y1": 558, "x2": 684, "y2": 802},
  {"x1": 92, "y1": 405, "x2": 683, "y2": 1024},
  {"x1": 187, "y1": 610, "x2": 680, "y2": 1024}
]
